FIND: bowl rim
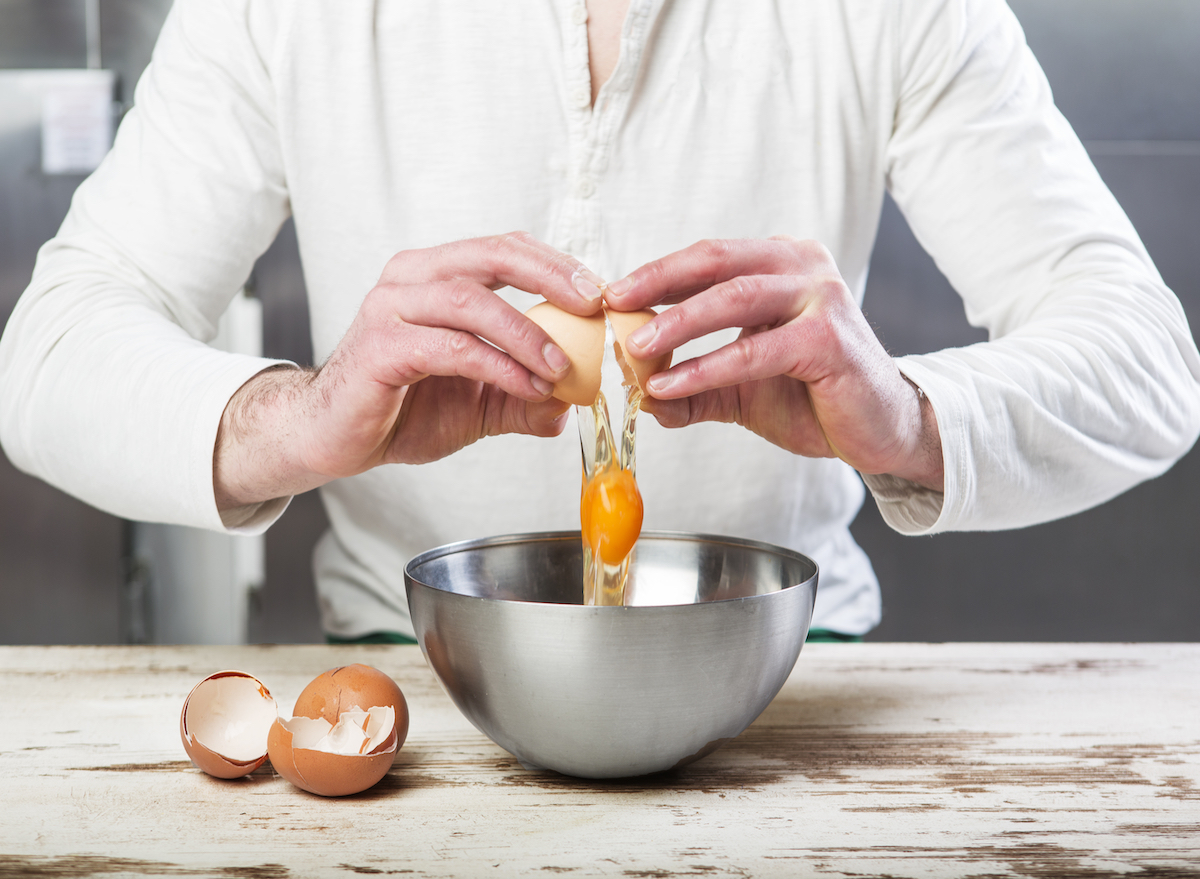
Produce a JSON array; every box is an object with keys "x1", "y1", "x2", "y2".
[{"x1": 403, "y1": 529, "x2": 819, "y2": 610}]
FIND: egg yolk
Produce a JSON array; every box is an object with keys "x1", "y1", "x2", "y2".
[{"x1": 580, "y1": 466, "x2": 644, "y2": 567}]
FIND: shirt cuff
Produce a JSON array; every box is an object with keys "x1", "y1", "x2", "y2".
[
  {"x1": 861, "y1": 471, "x2": 945, "y2": 533},
  {"x1": 219, "y1": 494, "x2": 292, "y2": 534},
  {"x1": 858, "y1": 357, "x2": 965, "y2": 535}
]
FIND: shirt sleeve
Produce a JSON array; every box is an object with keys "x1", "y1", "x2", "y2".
[
  {"x1": 0, "y1": 0, "x2": 294, "y2": 533},
  {"x1": 867, "y1": 0, "x2": 1200, "y2": 534}
]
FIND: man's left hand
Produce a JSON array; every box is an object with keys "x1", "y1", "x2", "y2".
[{"x1": 604, "y1": 236, "x2": 944, "y2": 491}]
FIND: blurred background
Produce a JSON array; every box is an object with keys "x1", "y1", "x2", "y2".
[{"x1": 1, "y1": 0, "x2": 1197, "y2": 644}]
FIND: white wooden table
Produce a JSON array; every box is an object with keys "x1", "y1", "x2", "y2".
[{"x1": 2, "y1": 643, "x2": 1198, "y2": 878}]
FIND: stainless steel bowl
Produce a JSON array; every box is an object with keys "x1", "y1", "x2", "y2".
[{"x1": 404, "y1": 531, "x2": 818, "y2": 779}]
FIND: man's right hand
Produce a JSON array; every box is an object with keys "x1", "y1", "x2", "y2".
[{"x1": 213, "y1": 232, "x2": 605, "y2": 511}]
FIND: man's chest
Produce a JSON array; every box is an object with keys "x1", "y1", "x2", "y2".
[{"x1": 271, "y1": 0, "x2": 898, "y2": 331}]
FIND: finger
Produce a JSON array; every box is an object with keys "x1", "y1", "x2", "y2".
[
  {"x1": 387, "y1": 279, "x2": 572, "y2": 383},
  {"x1": 640, "y1": 387, "x2": 743, "y2": 429},
  {"x1": 640, "y1": 323, "x2": 825, "y2": 400},
  {"x1": 382, "y1": 324, "x2": 559, "y2": 402},
  {"x1": 622, "y1": 273, "x2": 845, "y2": 360},
  {"x1": 645, "y1": 382, "x2": 836, "y2": 458},
  {"x1": 639, "y1": 394, "x2": 703, "y2": 430},
  {"x1": 604, "y1": 237, "x2": 829, "y2": 310},
  {"x1": 494, "y1": 397, "x2": 572, "y2": 440},
  {"x1": 383, "y1": 232, "x2": 606, "y2": 315}
]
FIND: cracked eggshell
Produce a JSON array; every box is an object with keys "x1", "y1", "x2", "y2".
[
  {"x1": 292, "y1": 664, "x2": 409, "y2": 756},
  {"x1": 180, "y1": 671, "x2": 277, "y2": 779},
  {"x1": 525, "y1": 303, "x2": 672, "y2": 405},
  {"x1": 525, "y1": 302, "x2": 606, "y2": 406},
  {"x1": 607, "y1": 308, "x2": 673, "y2": 393},
  {"x1": 267, "y1": 708, "x2": 399, "y2": 797}
]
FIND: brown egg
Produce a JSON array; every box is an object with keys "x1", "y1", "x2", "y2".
[
  {"x1": 266, "y1": 705, "x2": 398, "y2": 797},
  {"x1": 179, "y1": 671, "x2": 277, "y2": 779},
  {"x1": 292, "y1": 664, "x2": 409, "y2": 755},
  {"x1": 525, "y1": 303, "x2": 673, "y2": 405}
]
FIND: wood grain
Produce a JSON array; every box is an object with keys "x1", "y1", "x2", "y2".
[{"x1": 1, "y1": 644, "x2": 1198, "y2": 878}]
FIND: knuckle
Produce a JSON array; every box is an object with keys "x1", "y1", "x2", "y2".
[
  {"x1": 361, "y1": 283, "x2": 389, "y2": 313},
  {"x1": 804, "y1": 240, "x2": 838, "y2": 271},
  {"x1": 730, "y1": 338, "x2": 759, "y2": 383},
  {"x1": 442, "y1": 278, "x2": 478, "y2": 314},
  {"x1": 479, "y1": 234, "x2": 506, "y2": 262},
  {"x1": 696, "y1": 238, "x2": 732, "y2": 263},
  {"x1": 808, "y1": 307, "x2": 851, "y2": 359},
  {"x1": 510, "y1": 311, "x2": 545, "y2": 351},
  {"x1": 445, "y1": 329, "x2": 475, "y2": 362},
  {"x1": 383, "y1": 248, "x2": 415, "y2": 275},
  {"x1": 477, "y1": 233, "x2": 521, "y2": 274},
  {"x1": 774, "y1": 237, "x2": 832, "y2": 274},
  {"x1": 717, "y1": 275, "x2": 752, "y2": 307},
  {"x1": 639, "y1": 256, "x2": 670, "y2": 289},
  {"x1": 546, "y1": 248, "x2": 581, "y2": 278},
  {"x1": 812, "y1": 274, "x2": 854, "y2": 313},
  {"x1": 500, "y1": 230, "x2": 536, "y2": 247},
  {"x1": 487, "y1": 231, "x2": 535, "y2": 266}
]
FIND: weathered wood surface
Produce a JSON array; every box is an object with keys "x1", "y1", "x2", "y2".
[{"x1": 1, "y1": 643, "x2": 1198, "y2": 878}]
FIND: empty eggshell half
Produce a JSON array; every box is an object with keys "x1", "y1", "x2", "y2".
[
  {"x1": 267, "y1": 706, "x2": 398, "y2": 797},
  {"x1": 525, "y1": 302, "x2": 672, "y2": 405},
  {"x1": 525, "y1": 302, "x2": 606, "y2": 406},
  {"x1": 180, "y1": 671, "x2": 277, "y2": 779}
]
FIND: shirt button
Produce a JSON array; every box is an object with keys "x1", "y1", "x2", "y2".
[
  {"x1": 576, "y1": 176, "x2": 596, "y2": 199},
  {"x1": 571, "y1": 85, "x2": 591, "y2": 107},
  {"x1": 571, "y1": 4, "x2": 588, "y2": 25}
]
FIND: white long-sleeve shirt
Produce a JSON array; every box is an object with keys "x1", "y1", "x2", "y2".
[{"x1": 3, "y1": 0, "x2": 1198, "y2": 639}]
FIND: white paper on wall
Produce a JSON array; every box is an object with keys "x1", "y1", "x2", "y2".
[{"x1": 40, "y1": 69, "x2": 115, "y2": 175}]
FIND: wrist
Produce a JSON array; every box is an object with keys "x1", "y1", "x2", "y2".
[
  {"x1": 890, "y1": 376, "x2": 945, "y2": 492},
  {"x1": 213, "y1": 365, "x2": 328, "y2": 512}
]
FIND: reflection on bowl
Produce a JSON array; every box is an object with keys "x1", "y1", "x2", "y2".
[{"x1": 404, "y1": 531, "x2": 818, "y2": 779}]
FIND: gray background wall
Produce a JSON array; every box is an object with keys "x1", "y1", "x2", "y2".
[{"x1": 1, "y1": 0, "x2": 1197, "y2": 643}]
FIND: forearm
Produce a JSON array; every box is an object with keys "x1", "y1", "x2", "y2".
[
  {"x1": 0, "y1": 277, "x2": 288, "y2": 529},
  {"x1": 894, "y1": 285, "x2": 1200, "y2": 534}
]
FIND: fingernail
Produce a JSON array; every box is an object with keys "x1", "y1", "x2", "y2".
[
  {"x1": 607, "y1": 277, "x2": 633, "y2": 296},
  {"x1": 626, "y1": 322, "x2": 656, "y2": 352},
  {"x1": 531, "y1": 375, "x2": 555, "y2": 396},
  {"x1": 646, "y1": 372, "x2": 673, "y2": 394},
  {"x1": 543, "y1": 341, "x2": 570, "y2": 375},
  {"x1": 572, "y1": 270, "x2": 604, "y2": 305}
]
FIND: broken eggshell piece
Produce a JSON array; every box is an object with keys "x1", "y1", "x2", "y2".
[
  {"x1": 179, "y1": 670, "x2": 277, "y2": 779},
  {"x1": 607, "y1": 308, "x2": 673, "y2": 393},
  {"x1": 267, "y1": 706, "x2": 398, "y2": 797},
  {"x1": 293, "y1": 663, "x2": 410, "y2": 759}
]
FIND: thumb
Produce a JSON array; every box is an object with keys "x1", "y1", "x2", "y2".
[{"x1": 494, "y1": 397, "x2": 572, "y2": 439}]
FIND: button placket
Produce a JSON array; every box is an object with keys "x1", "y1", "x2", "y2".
[
  {"x1": 557, "y1": 0, "x2": 665, "y2": 268},
  {"x1": 550, "y1": 0, "x2": 594, "y2": 260},
  {"x1": 581, "y1": 0, "x2": 663, "y2": 266}
]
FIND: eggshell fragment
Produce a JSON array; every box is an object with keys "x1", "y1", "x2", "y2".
[
  {"x1": 292, "y1": 664, "x2": 409, "y2": 757},
  {"x1": 525, "y1": 302, "x2": 606, "y2": 405},
  {"x1": 180, "y1": 671, "x2": 277, "y2": 779},
  {"x1": 608, "y1": 309, "x2": 673, "y2": 393},
  {"x1": 266, "y1": 706, "x2": 399, "y2": 797}
]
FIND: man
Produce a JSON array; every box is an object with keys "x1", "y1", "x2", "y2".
[{"x1": 2, "y1": 0, "x2": 1198, "y2": 642}]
